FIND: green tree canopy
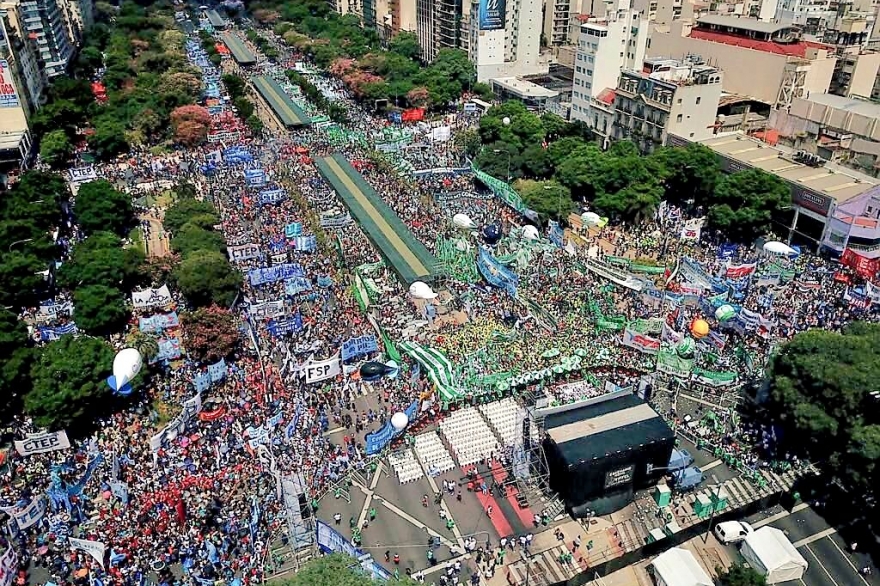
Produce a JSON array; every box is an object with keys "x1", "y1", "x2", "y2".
[
  {"x1": 173, "y1": 249, "x2": 241, "y2": 308},
  {"x1": 514, "y1": 179, "x2": 574, "y2": 222},
  {"x1": 708, "y1": 169, "x2": 790, "y2": 241},
  {"x1": 74, "y1": 180, "x2": 134, "y2": 236},
  {"x1": 170, "y1": 223, "x2": 227, "y2": 258},
  {"x1": 650, "y1": 143, "x2": 721, "y2": 207},
  {"x1": 768, "y1": 322, "x2": 880, "y2": 496},
  {"x1": 164, "y1": 197, "x2": 219, "y2": 235},
  {"x1": 26, "y1": 335, "x2": 115, "y2": 431},
  {"x1": 59, "y1": 231, "x2": 145, "y2": 290},
  {"x1": 0, "y1": 308, "x2": 32, "y2": 420},
  {"x1": 716, "y1": 563, "x2": 767, "y2": 586},
  {"x1": 73, "y1": 285, "x2": 130, "y2": 335},
  {"x1": 40, "y1": 130, "x2": 75, "y2": 168},
  {"x1": 270, "y1": 553, "x2": 411, "y2": 586}
]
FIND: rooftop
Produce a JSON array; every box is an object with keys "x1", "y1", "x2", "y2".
[
  {"x1": 490, "y1": 77, "x2": 559, "y2": 99},
  {"x1": 696, "y1": 15, "x2": 797, "y2": 35},
  {"x1": 800, "y1": 92, "x2": 880, "y2": 119},
  {"x1": 697, "y1": 133, "x2": 879, "y2": 203},
  {"x1": 688, "y1": 28, "x2": 831, "y2": 57}
]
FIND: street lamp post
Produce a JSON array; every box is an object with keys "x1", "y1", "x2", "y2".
[{"x1": 8, "y1": 238, "x2": 33, "y2": 252}]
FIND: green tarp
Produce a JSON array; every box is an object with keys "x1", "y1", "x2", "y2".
[
  {"x1": 251, "y1": 76, "x2": 311, "y2": 128},
  {"x1": 316, "y1": 154, "x2": 441, "y2": 285},
  {"x1": 221, "y1": 32, "x2": 256, "y2": 65}
]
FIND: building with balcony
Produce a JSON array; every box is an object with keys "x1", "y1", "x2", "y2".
[
  {"x1": 1, "y1": 0, "x2": 73, "y2": 78},
  {"x1": 569, "y1": 2, "x2": 649, "y2": 133},
  {"x1": 0, "y1": 6, "x2": 44, "y2": 112},
  {"x1": 647, "y1": 16, "x2": 838, "y2": 107},
  {"x1": 611, "y1": 57, "x2": 723, "y2": 153},
  {"x1": 769, "y1": 93, "x2": 880, "y2": 177},
  {"x1": 466, "y1": 0, "x2": 548, "y2": 81}
]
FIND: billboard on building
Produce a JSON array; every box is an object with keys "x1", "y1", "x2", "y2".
[
  {"x1": 478, "y1": 0, "x2": 506, "y2": 30},
  {"x1": 0, "y1": 60, "x2": 20, "y2": 108}
]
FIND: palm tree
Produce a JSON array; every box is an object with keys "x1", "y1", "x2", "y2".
[{"x1": 126, "y1": 330, "x2": 160, "y2": 362}]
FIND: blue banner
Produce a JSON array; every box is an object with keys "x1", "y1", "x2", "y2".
[
  {"x1": 341, "y1": 335, "x2": 379, "y2": 361},
  {"x1": 548, "y1": 220, "x2": 564, "y2": 248},
  {"x1": 284, "y1": 223, "x2": 302, "y2": 238},
  {"x1": 477, "y1": 248, "x2": 519, "y2": 297},
  {"x1": 245, "y1": 168, "x2": 267, "y2": 187},
  {"x1": 223, "y1": 147, "x2": 252, "y2": 164},
  {"x1": 259, "y1": 189, "x2": 286, "y2": 205},
  {"x1": 249, "y1": 264, "x2": 306, "y2": 286},
  {"x1": 317, "y1": 275, "x2": 334, "y2": 288},
  {"x1": 139, "y1": 312, "x2": 180, "y2": 333},
  {"x1": 266, "y1": 314, "x2": 303, "y2": 337},
  {"x1": 365, "y1": 421, "x2": 395, "y2": 455},
  {"x1": 193, "y1": 372, "x2": 212, "y2": 393},
  {"x1": 68, "y1": 453, "x2": 104, "y2": 496},
  {"x1": 717, "y1": 244, "x2": 737, "y2": 260},
  {"x1": 315, "y1": 521, "x2": 392, "y2": 580},
  {"x1": 285, "y1": 276, "x2": 312, "y2": 296},
  {"x1": 208, "y1": 359, "x2": 226, "y2": 382},
  {"x1": 151, "y1": 338, "x2": 182, "y2": 363},
  {"x1": 38, "y1": 322, "x2": 78, "y2": 341},
  {"x1": 290, "y1": 235, "x2": 317, "y2": 252}
]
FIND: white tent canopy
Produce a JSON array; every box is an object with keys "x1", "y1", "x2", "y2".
[
  {"x1": 651, "y1": 548, "x2": 713, "y2": 586},
  {"x1": 741, "y1": 527, "x2": 808, "y2": 584}
]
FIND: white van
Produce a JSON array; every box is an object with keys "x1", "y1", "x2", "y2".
[{"x1": 714, "y1": 521, "x2": 754, "y2": 544}]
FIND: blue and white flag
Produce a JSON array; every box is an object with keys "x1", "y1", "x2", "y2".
[
  {"x1": 266, "y1": 314, "x2": 304, "y2": 337},
  {"x1": 249, "y1": 264, "x2": 306, "y2": 286},
  {"x1": 477, "y1": 248, "x2": 519, "y2": 297},
  {"x1": 284, "y1": 223, "x2": 302, "y2": 238},
  {"x1": 290, "y1": 235, "x2": 316, "y2": 252},
  {"x1": 208, "y1": 359, "x2": 227, "y2": 382},
  {"x1": 259, "y1": 189, "x2": 286, "y2": 205},
  {"x1": 285, "y1": 276, "x2": 312, "y2": 296},
  {"x1": 38, "y1": 322, "x2": 78, "y2": 342}
]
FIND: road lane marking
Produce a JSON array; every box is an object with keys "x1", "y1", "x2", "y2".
[
  {"x1": 701, "y1": 460, "x2": 723, "y2": 472},
  {"x1": 753, "y1": 502, "x2": 811, "y2": 528},
  {"x1": 803, "y1": 544, "x2": 840, "y2": 586},
  {"x1": 826, "y1": 534, "x2": 871, "y2": 586},
  {"x1": 793, "y1": 528, "x2": 837, "y2": 547}
]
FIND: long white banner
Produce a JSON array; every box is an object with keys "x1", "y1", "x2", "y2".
[
  {"x1": 131, "y1": 285, "x2": 172, "y2": 309},
  {"x1": 303, "y1": 356, "x2": 341, "y2": 384},
  {"x1": 5, "y1": 497, "x2": 46, "y2": 529},
  {"x1": 14, "y1": 430, "x2": 71, "y2": 456},
  {"x1": 68, "y1": 537, "x2": 106, "y2": 568}
]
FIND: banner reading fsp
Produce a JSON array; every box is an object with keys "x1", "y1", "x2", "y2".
[
  {"x1": 479, "y1": 0, "x2": 507, "y2": 30},
  {"x1": 304, "y1": 356, "x2": 341, "y2": 384}
]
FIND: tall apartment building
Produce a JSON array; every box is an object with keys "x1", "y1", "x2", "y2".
[
  {"x1": 0, "y1": 18, "x2": 34, "y2": 171},
  {"x1": 415, "y1": 0, "x2": 463, "y2": 60},
  {"x1": 466, "y1": 0, "x2": 546, "y2": 80},
  {"x1": 612, "y1": 57, "x2": 723, "y2": 152},
  {"x1": 1, "y1": 0, "x2": 74, "y2": 79},
  {"x1": 569, "y1": 0, "x2": 649, "y2": 140},
  {"x1": 0, "y1": 6, "x2": 44, "y2": 112},
  {"x1": 648, "y1": 16, "x2": 838, "y2": 107},
  {"x1": 60, "y1": 0, "x2": 91, "y2": 45}
]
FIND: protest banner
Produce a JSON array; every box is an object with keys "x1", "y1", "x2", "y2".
[
  {"x1": 14, "y1": 430, "x2": 70, "y2": 456},
  {"x1": 304, "y1": 356, "x2": 341, "y2": 384}
]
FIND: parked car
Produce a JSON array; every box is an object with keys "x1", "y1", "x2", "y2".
[{"x1": 714, "y1": 521, "x2": 754, "y2": 544}]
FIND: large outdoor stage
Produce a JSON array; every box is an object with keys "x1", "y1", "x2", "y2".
[{"x1": 316, "y1": 154, "x2": 441, "y2": 285}]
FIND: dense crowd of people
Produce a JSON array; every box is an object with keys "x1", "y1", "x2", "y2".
[{"x1": 4, "y1": 14, "x2": 880, "y2": 586}]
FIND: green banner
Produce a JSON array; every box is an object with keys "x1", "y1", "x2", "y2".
[
  {"x1": 692, "y1": 369, "x2": 738, "y2": 387},
  {"x1": 657, "y1": 349, "x2": 693, "y2": 378}
]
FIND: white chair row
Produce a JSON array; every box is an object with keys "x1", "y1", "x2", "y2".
[
  {"x1": 439, "y1": 407, "x2": 499, "y2": 468},
  {"x1": 388, "y1": 449, "x2": 424, "y2": 484},
  {"x1": 413, "y1": 433, "x2": 456, "y2": 474},
  {"x1": 479, "y1": 398, "x2": 521, "y2": 446}
]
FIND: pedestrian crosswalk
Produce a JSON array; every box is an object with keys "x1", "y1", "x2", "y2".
[
  {"x1": 612, "y1": 465, "x2": 809, "y2": 552},
  {"x1": 505, "y1": 546, "x2": 585, "y2": 586}
]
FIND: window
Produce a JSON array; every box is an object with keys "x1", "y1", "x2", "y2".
[
  {"x1": 677, "y1": 98, "x2": 682, "y2": 104},
  {"x1": 696, "y1": 96, "x2": 701, "y2": 104},
  {"x1": 586, "y1": 69, "x2": 593, "y2": 77},
  {"x1": 676, "y1": 114, "x2": 682, "y2": 122}
]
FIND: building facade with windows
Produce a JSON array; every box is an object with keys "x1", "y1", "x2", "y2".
[
  {"x1": 612, "y1": 57, "x2": 723, "y2": 152},
  {"x1": 569, "y1": 3, "x2": 649, "y2": 133}
]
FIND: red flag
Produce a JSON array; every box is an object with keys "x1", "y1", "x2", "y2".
[{"x1": 176, "y1": 499, "x2": 187, "y2": 525}]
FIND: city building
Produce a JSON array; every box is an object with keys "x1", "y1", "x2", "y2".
[
  {"x1": 0, "y1": 0, "x2": 74, "y2": 79},
  {"x1": 668, "y1": 132, "x2": 880, "y2": 246},
  {"x1": 467, "y1": 0, "x2": 547, "y2": 80},
  {"x1": 375, "y1": 0, "x2": 417, "y2": 39},
  {"x1": 0, "y1": 6, "x2": 45, "y2": 113},
  {"x1": 60, "y1": 0, "x2": 92, "y2": 45},
  {"x1": 647, "y1": 16, "x2": 838, "y2": 107},
  {"x1": 769, "y1": 93, "x2": 880, "y2": 177},
  {"x1": 0, "y1": 57, "x2": 34, "y2": 173},
  {"x1": 489, "y1": 67, "x2": 573, "y2": 114},
  {"x1": 569, "y1": 1, "x2": 649, "y2": 134},
  {"x1": 611, "y1": 57, "x2": 724, "y2": 153},
  {"x1": 328, "y1": 0, "x2": 363, "y2": 19}
]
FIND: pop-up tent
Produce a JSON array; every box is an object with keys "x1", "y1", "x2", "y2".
[
  {"x1": 651, "y1": 548, "x2": 713, "y2": 586},
  {"x1": 741, "y1": 527, "x2": 808, "y2": 583}
]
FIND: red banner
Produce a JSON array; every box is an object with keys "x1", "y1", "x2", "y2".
[
  {"x1": 841, "y1": 248, "x2": 879, "y2": 279},
  {"x1": 402, "y1": 108, "x2": 425, "y2": 122},
  {"x1": 725, "y1": 263, "x2": 757, "y2": 279}
]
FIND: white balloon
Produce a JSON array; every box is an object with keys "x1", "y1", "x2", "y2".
[
  {"x1": 113, "y1": 348, "x2": 143, "y2": 389},
  {"x1": 391, "y1": 412, "x2": 409, "y2": 431},
  {"x1": 582, "y1": 212, "x2": 601, "y2": 226},
  {"x1": 453, "y1": 213, "x2": 475, "y2": 229},
  {"x1": 763, "y1": 241, "x2": 794, "y2": 255},
  {"x1": 522, "y1": 225, "x2": 539, "y2": 240},
  {"x1": 409, "y1": 281, "x2": 438, "y2": 299},
  {"x1": 502, "y1": 117, "x2": 511, "y2": 126}
]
